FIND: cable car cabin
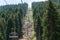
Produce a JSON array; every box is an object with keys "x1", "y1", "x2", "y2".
[{"x1": 9, "y1": 32, "x2": 18, "y2": 40}]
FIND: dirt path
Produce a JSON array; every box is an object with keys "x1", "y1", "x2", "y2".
[{"x1": 19, "y1": 8, "x2": 34, "y2": 40}]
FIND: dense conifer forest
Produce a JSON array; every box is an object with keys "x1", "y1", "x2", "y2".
[{"x1": 0, "y1": 0, "x2": 60, "y2": 40}]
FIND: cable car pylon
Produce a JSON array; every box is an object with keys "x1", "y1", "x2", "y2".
[{"x1": 21, "y1": 0, "x2": 23, "y2": 3}]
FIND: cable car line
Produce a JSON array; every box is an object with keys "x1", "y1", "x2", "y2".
[{"x1": 3, "y1": 0, "x2": 8, "y2": 5}]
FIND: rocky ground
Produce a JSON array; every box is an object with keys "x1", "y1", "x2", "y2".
[{"x1": 19, "y1": 8, "x2": 34, "y2": 40}]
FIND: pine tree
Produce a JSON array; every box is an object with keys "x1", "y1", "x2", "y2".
[
  {"x1": 33, "y1": 4, "x2": 43, "y2": 40},
  {"x1": 0, "y1": 18, "x2": 6, "y2": 40},
  {"x1": 36, "y1": 16, "x2": 42, "y2": 40},
  {"x1": 42, "y1": 0, "x2": 58, "y2": 40},
  {"x1": 18, "y1": 13, "x2": 23, "y2": 38},
  {"x1": 57, "y1": 8, "x2": 60, "y2": 40},
  {"x1": 6, "y1": 18, "x2": 14, "y2": 40}
]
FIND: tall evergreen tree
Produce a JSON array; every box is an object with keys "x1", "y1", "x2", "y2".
[
  {"x1": 36, "y1": 16, "x2": 42, "y2": 40},
  {"x1": 33, "y1": 4, "x2": 43, "y2": 40},
  {"x1": 18, "y1": 13, "x2": 23, "y2": 38},
  {"x1": 0, "y1": 18, "x2": 6, "y2": 40},
  {"x1": 42, "y1": 0, "x2": 58, "y2": 40},
  {"x1": 6, "y1": 18, "x2": 14, "y2": 40}
]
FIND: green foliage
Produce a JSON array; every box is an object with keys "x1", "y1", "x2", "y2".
[
  {"x1": 42, "y1": 0, "x2": 59, "y2": 40},
  {"x1": 32, "y1": 1, "x2": 60, "y2": 40},
  {"x1": 32, "y1": 2, "x2": 46, "y2": 40},
  {"x1": 0, "y1": 3, "x2": 28, "y2": 40}
]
